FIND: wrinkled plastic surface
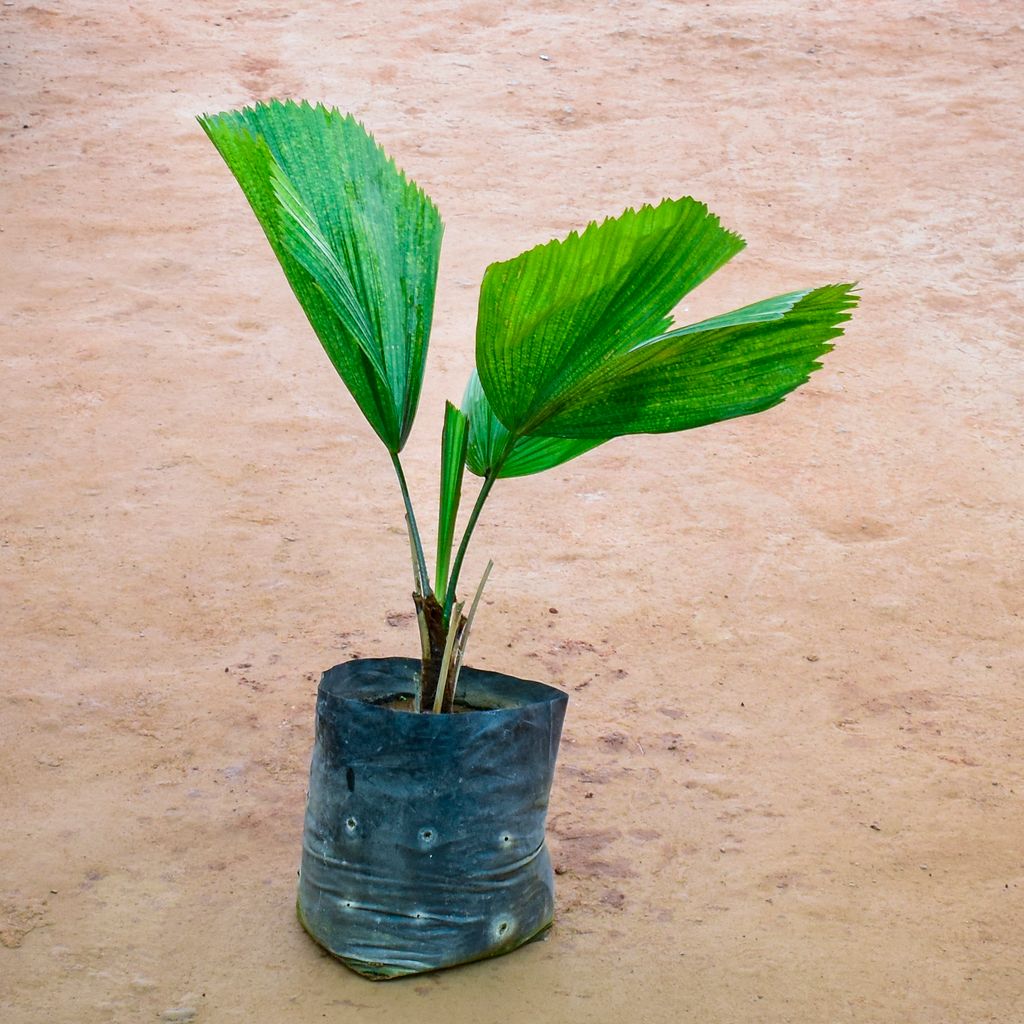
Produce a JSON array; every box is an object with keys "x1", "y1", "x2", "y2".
[{"x1": 297, "y1": 657, "x2": 568, "y2": 979}]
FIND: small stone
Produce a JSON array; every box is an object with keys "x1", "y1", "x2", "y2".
[
  {"x1": 159, "y1": 1009, "x2": 196, "y2": 1023},
  {"x1": 539, "y1": 53, "x2": 551, "y2": 61}
]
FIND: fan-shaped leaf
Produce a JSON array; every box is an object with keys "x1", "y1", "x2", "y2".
[
  {"x1": 535, "y1": 284, "x2": 858, "y2": 437},
  {"x1": 199, "y1": 100, "x2": 442, "y2": 452},
  {"x1": 476, "y1": 197, "x2": 745, "y2": 438}
]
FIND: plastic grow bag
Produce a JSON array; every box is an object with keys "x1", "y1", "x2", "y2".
[{"x1": 296, "y1": 656, "x2": 569, "y2": 979}]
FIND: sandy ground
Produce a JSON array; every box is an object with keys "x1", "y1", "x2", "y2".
[{"x1": 2, "y1": 1, "x2": 1023, "y2": 1021}]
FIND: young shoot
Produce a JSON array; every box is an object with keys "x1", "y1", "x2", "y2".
[{"x1": 201, "y1": 99, "x2": 858, "y2": 712}]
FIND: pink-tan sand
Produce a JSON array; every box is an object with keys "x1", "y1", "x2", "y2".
[{"x1": 2, "y1": 1, "x2": 1022, "y2": 1021}]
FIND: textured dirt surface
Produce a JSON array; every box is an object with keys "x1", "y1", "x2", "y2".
[{"x1": 2, "y1": 2, "x2": 1022, "y2": 1021}]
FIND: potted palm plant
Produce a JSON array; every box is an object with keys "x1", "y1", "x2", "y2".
[{"x1": 199, "y1": 99, "x2": 857, "y2": 979}]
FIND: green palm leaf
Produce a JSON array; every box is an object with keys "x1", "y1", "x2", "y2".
[
  {"x1": 199, "y1": 100, "x2": 442, "y2": 452},
  {"x1": 535, "y1": 284, "x2": 859, "y2": 437},
  {"x1": 475, "y1": 197, "x2": 745, "y2": 438},
  {"x1": 435, "y1": 402, "x2": 469, "y2": 598},
  {"x1": 474, "y1": 199, "x2": 857, "y2": 445}
]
